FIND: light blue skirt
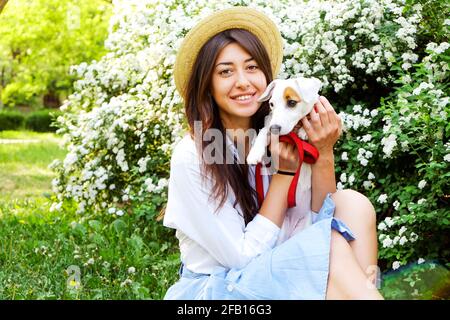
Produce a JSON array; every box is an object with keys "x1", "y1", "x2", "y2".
[{"x1": 164, "y1": 193, "x2": 355, "y2": 300}]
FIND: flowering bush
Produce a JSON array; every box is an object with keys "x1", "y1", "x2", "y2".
[
  {"x1": 335, "y1": 41, "x2": 449, "y2": 293},
  {"x1": 51, "y1": 0, "x2": 449, "y2": 294}
]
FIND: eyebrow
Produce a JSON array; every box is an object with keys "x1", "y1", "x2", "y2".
[{"x1": 215, "y1": 57, "x2": 255, "y2": 68}]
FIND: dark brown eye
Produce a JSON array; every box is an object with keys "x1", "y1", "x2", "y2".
[
  {"x1": 269, "y1": 102, "x2": 274, "y2": 109},
  {"x1": 287, "y1": 100, "x2": 297, "y2": 108}
]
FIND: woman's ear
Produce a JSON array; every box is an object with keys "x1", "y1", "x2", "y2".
[{"x1": 257, "y1": 80, "x2": 278, "y2": 102}]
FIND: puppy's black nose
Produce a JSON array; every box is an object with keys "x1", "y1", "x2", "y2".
[{"x1": 269, "y1": 124, "x2": 281, "y2": 134}]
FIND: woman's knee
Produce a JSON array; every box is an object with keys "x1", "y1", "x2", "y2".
[{"x1": 331, "y1": 189, "x2": 377, "y2": 228}]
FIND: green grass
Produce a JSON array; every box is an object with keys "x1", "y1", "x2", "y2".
[
  {"x1": 0, "y1": 130, "x2": 66, "y2": 201},
  {"x1": 0, "y1": 198, "x2": 179, "y2": 299}
]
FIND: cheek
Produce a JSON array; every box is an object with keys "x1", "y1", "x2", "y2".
[
  {"x1": 212, "y1": 77, "x2": 233, "y2": 97},
  {"x1": 253, "y1": 73, "x2": 267, "y2": 91}
]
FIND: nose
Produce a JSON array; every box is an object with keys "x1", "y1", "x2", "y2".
[
  {"x1": 269, "y1": 124, "x2": 281, "y2": 134},
  {"x1": 235, "y1": 71, "x2": 250, "y2": 89}
]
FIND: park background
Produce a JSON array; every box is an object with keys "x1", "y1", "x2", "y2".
[{"x1": 0, "y1": 0, "x2": 448, "y2": 299}]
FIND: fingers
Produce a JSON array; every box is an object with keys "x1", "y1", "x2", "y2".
[
  {"x1": 301, "y1": 114, "x2": 314, "y2": 137},
  {"x1": 320, "y1": 96, "x2": 339, "y2": 126},
  {"x1": 268, "y1": 137, "x2": 299, "y2": 171},
  {"x1": 315, "y1": 97, "x2": 330, "y2": 125},
  {"x1": 310, "y1": 104, "x2": 322, "y2": 127}
]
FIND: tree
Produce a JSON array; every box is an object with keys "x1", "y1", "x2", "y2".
[{"x1": 0, "y1": 0, "x2": 112, "y2": 108}]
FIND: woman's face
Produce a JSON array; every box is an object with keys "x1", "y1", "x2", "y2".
[{"x1": 211, "y1": 42, "x2": 267, "y2": 130}]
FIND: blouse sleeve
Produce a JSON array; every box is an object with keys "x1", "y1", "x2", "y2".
[{"x1": 163, "y1": 137, "x2": 280, "y2": 269}]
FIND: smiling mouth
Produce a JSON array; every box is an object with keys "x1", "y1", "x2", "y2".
[{"x1": 230, "y1": 92, "x2": 256, "y2": 102}]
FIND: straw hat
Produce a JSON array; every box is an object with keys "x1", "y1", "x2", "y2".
[{"x1": 174, "y1": 6, "x2": 284, "y2": 101}]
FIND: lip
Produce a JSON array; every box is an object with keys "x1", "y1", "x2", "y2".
[{"x1": 229, "y1": 92, "x2": 257, "y2": 105}]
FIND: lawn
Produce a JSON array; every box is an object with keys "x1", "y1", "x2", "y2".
[{"x1": 0, "y1": 130, "x2": 66, "y2": 201}]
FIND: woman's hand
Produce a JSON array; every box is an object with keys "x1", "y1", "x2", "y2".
[
  {"x1": 268, "y1": 136, "x2": 299, "y2": 173},
  {"x1": 298, "y1": 96, "x2": 342, "y2": 154}
]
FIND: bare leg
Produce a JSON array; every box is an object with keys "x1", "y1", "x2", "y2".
[
  {"x1": 331, "y1": 190, "x2": 379, "y2": 284},
  {"x1": 326, "y1": 230, "x2": 383, "y2": 299}
]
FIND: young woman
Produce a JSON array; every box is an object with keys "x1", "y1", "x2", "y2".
[{"x1": 163, "y1": 7, "x2": 383, "y2": 299}]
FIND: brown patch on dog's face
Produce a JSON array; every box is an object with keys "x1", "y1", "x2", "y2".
[{"x1": 283, "y1": 86, "x2": 301, "y2": 108}]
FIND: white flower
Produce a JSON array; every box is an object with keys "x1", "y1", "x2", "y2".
[
  {"x1": 377, "y1": 194, "x2": 388, "y2": 204},
  {"x1": 399, "y1": 236, "x2": 408, "y2": 245},
  {"x1": 120, "y1": 279, "x2": 132, "y2": 287},
  {"x1": 382, "y1": 237, "x2": 393, "y2": 248},
  {"x1": 363, "y1": 181, "x2": 372, "y2": 189},
  {"x1": 353, "y1": 105, "x2": 362, "y2": 113},
  {"x1": 49, "y1": 202, "x2": 63, "y2": 212},
  {"x1": 128, "y1": 266, "x2": 136, "y2": 274},
  {"x1": 108, "y1": 207, "x2": 116, "y2": 214},
  {"x1": 116, "y1": 210, "x2": 124, "y2": 216},
  {"x1": 348, "y1": 174, "x2": 355, "y2": 185},
  {"x1": 417, "y1": 198, "x2": 426, "y2": 205},
  {"x1": 392, "y1": 261, "x2": 401, "y2": 270},
  {"x1": 418, "y1": 258, "x2": 425, "y2": 264},
  {"x1": 341, "y1": 152, "x2": 348, "y2": 161},
  {"x1": 340, "y1": 173, "x2": 347, "y2": 183},
  {"x1": 87, "y1": 258, "x2": 95, "y2": 265},
  {"x1": 381, "y1": 134, "x2": 397, "y2": 158},
  {"x1": 377, "y1": 222, "x2": 386, "y2": 231},
  {"x1": 418, "y1": 180, "x2": 427, "y2": 189},
  {"x1": 410, "y1": 232, "x2": 418, "y2": 242},
  {"x1": 368, "y1": 172, "x2": 375, "y2": 180},
  {"x1": 399, "y1": 226, "x2": 407, "y2": 235},
  {"x1": 157, "y1": 178, "x2": 168, "y2": 188},
  {"x1": 385, "y1": 217, "x2": 395, "y2": 228},
  {"x1": 393, "y1": 236, "x2": 400, "y2": 245},
  {"x1": 393, "y1": 200, "x2": 400, "y2": 210},
  {"x1": 444, "y1": 154, "x2": 450, "y2": 162},
  {"x1": 336, "y1": 182, "x2": 344, "y2": 190}
]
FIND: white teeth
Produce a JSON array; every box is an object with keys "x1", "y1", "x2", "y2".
[{"x1": 234, "y1": 95, "x2": 252, "y2": 101}]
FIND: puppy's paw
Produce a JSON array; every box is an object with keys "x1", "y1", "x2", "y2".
[{"x1": 246, "y1": 147, "x2": 265, "y2": 165}]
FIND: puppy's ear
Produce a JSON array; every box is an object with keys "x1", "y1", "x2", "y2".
[
  {"x1": 257, "y1": 80, "x2": 278, "y2": 102},
  {"x1": 294, "y1": 77, "x2": 322, "y2": 104}
]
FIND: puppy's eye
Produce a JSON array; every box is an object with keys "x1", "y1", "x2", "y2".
[
  {"x1": 269, "y1": 102, "x2": 274, "y2": 110},
  {"x1": 287, "y1": 100, "x2": 297, "y2": 108}
]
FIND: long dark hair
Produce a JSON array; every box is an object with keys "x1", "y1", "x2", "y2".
[{"x1": 184, "y1": 29, "x2": 273, "y2": 225}]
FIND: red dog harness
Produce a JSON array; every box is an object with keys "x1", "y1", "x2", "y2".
[{"x1": 255, "y1": 131, "x2": 319, "y2": 208}]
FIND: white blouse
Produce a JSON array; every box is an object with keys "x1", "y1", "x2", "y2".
[{"x1": 163, "y1": 134, "x2": 313, "y2": 274}]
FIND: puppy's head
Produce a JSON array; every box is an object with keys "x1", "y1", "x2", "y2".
[{"x1": 258, "y1": 77, "x2": 322, "y2": 135}]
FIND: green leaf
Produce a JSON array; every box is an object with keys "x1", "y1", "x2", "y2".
[{"x1": 110, "y1": 219, "x2": 127, "y2": 235}]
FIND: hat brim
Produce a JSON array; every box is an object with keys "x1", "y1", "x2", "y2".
[{"x1": 174, "y1": 6, "x2": 284, "y2": 101}]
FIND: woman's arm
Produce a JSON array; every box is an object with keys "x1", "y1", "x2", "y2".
[
  {"x1": 301, "y1": 96, "x2": 342, "y2": 212},
  {"x1": 311, "y1": 150, "x2": 336, "y2": 212},
  {"x1": 259, "y1": 173, "x2": 294, "y2": 227}
]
